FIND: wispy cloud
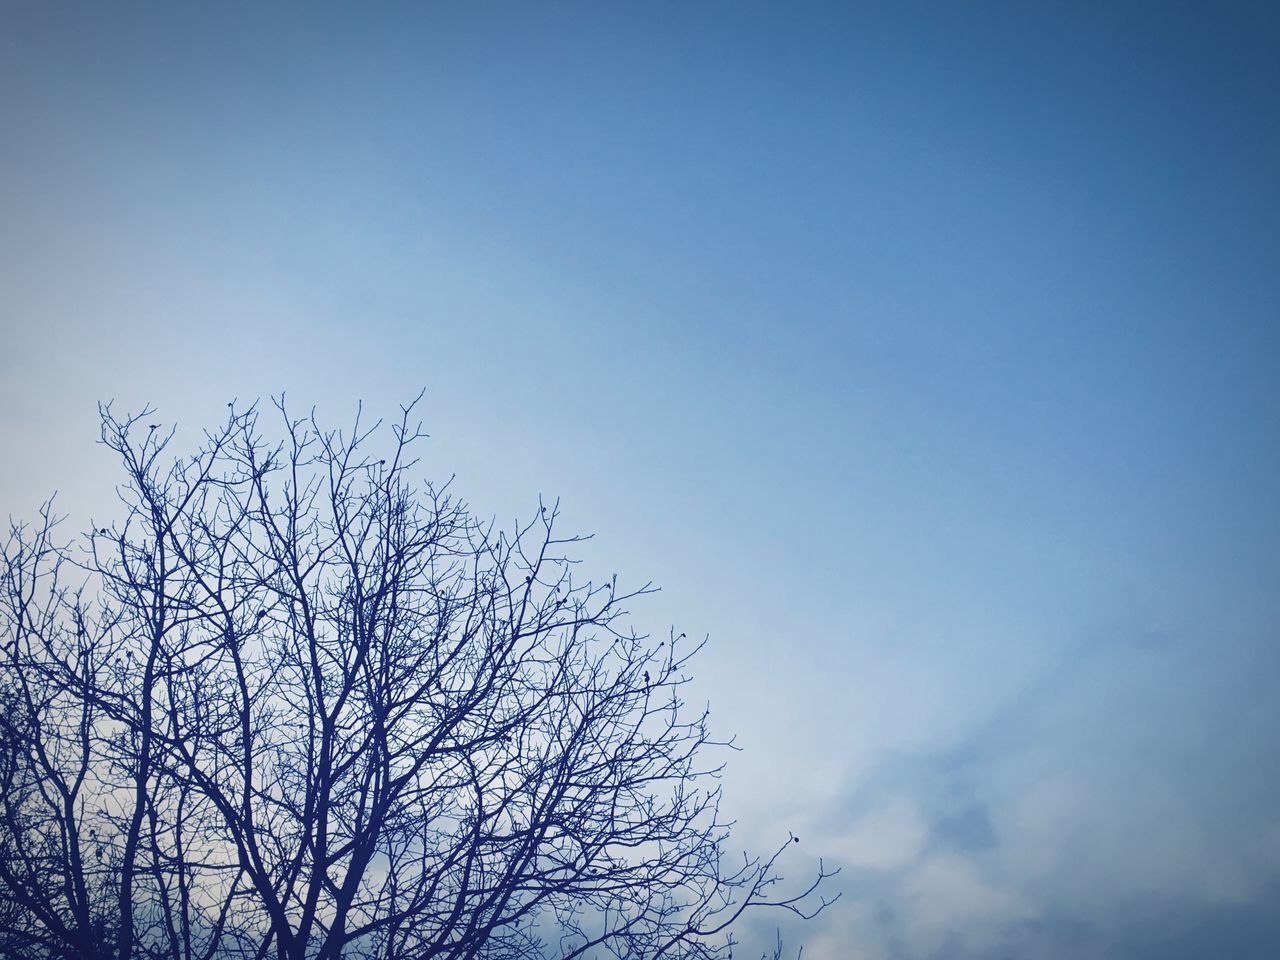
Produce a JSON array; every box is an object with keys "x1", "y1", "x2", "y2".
[{"x1": 786, "y1": 629, "x2": 1280, "y2": 959}]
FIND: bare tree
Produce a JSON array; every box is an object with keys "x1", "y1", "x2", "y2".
[{"x1": 0, "y1": 396, "x2": 836, "y2": 960}]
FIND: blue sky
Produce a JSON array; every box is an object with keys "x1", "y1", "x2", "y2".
[{"x1": 2, "y1": 3, "x2": 1279, "y2": 957}]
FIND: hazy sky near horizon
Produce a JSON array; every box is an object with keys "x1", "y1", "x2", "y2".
[{"x1": 3, "y1": 3, "x2": 1279, "y2": 957}]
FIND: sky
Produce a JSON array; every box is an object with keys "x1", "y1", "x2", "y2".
[{"x1": 2, "y1": 2, "x2": 1279, "y2": 957}]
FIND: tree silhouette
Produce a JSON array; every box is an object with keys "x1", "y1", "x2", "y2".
[{"x1": 0, "y1": 396, "x2": 835, "y2": 960}]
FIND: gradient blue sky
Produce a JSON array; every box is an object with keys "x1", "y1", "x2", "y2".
[{"x1": 2, "y1": 3, "x2": 1279, "y2": 957}]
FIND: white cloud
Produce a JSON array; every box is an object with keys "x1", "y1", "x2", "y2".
[
  {"x1": 899, "y1": 852, "x2": 1029, "y2": 950},
  {"x1": 833, "y1": 796, "x2": 929, "y2": 872}
]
